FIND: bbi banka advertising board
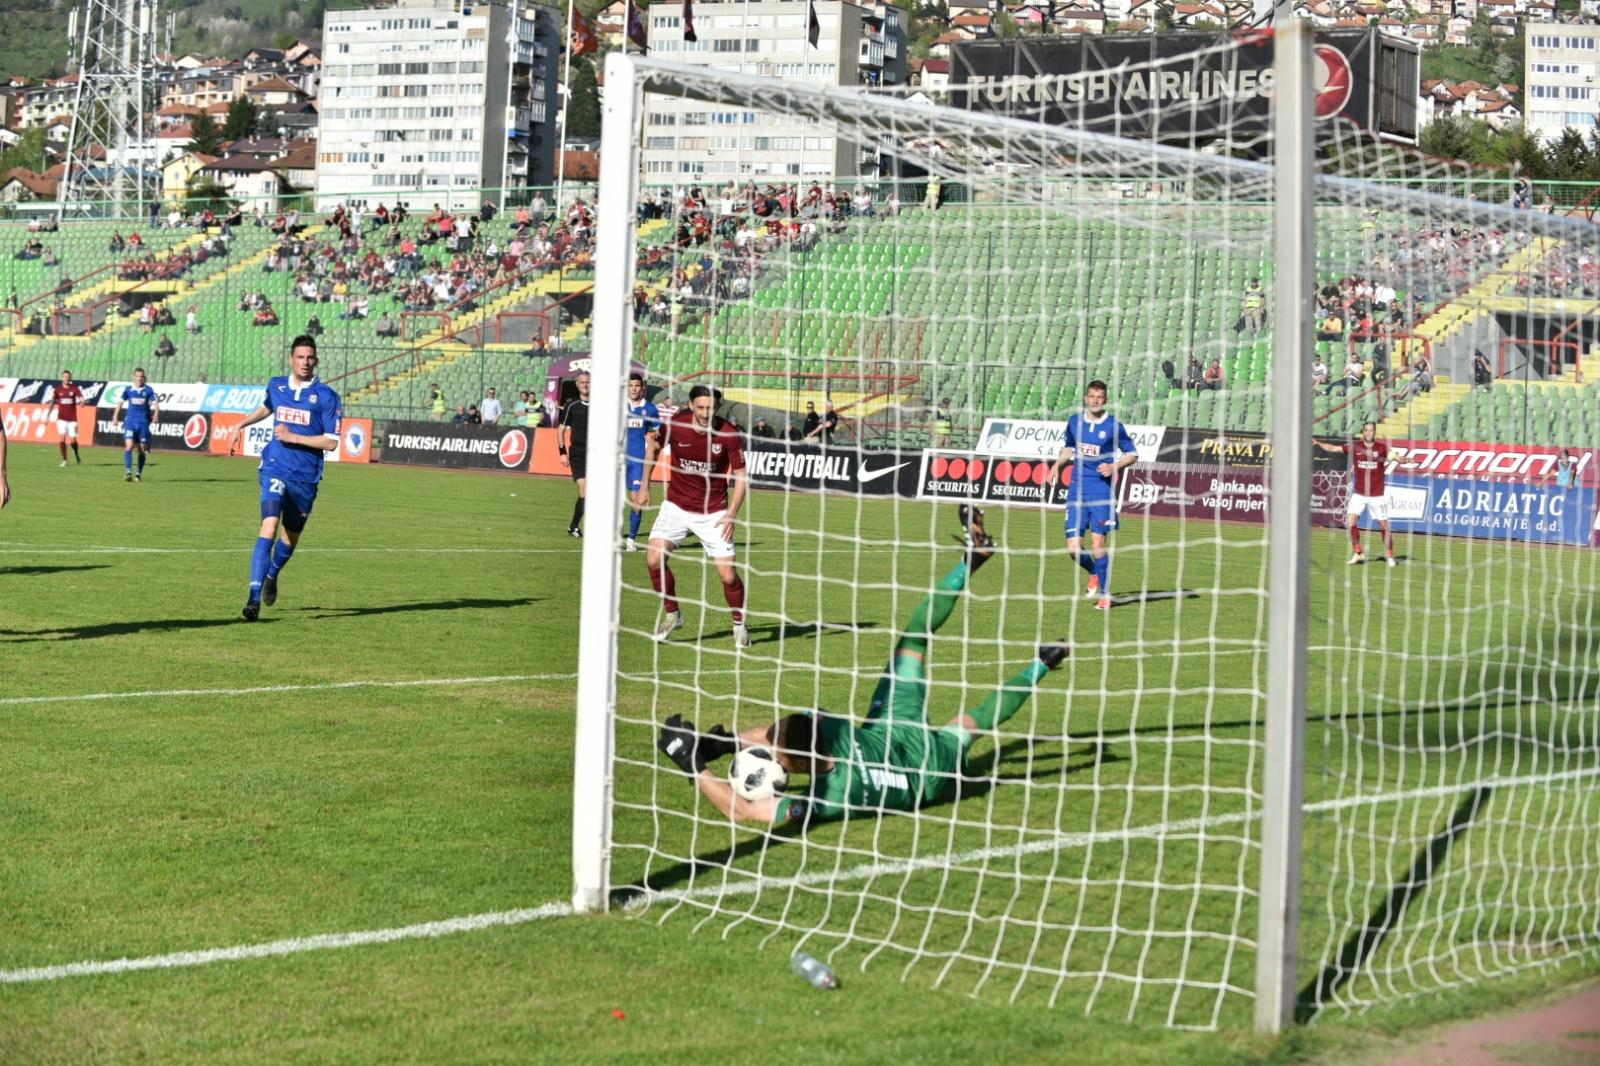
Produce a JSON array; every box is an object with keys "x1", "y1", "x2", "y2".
[{"x1": 950, "y1": 29, "x2": 1420, "y2": 144}]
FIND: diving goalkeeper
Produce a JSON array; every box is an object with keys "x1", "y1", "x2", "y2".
[{"x1": 657, "y1": 507, "x2": 1071, "y2": 827}]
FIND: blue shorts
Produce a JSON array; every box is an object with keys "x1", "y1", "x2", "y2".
[
  {"x1": 1064, "y1": 501, "x2": 1118, "y2": 539},
  {"x1": 260, "y1": 473, "x2": 319, "y2": 533},
  {"x1": 626, "y1": 457, "x2": 646, "y2": 492},
  {"x1": 124, "y1": 424, "x2": 151, "y2": 445}
]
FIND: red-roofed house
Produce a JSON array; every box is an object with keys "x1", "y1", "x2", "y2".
[
  {"x1": 244, "y1": 77, "x2": 308, "y2": 107},
  {"x1": 1, "y1": 167, "x2": 59, "y2": 201}
]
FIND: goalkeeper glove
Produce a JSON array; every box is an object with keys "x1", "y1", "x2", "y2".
[
  {"x1": 657, "y1": 714, "x2": 708, "y2": 776},
  {"x1": 700, "y1": 724, "x2": 738, "y2": 764}
]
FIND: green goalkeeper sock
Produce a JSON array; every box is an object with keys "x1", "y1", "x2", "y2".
[
  {"x1": 965, "y1": 660, "x2": 1050, "y2": 732},
  {"x1": 903, "y1": 561, "x2": 968, "y2": 640}
]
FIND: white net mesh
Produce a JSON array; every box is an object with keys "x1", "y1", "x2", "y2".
[{"x1": 593, "y1": 38, "x2": 1600, "y2": 1029}]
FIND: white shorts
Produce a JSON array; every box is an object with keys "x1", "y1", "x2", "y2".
[
  {"x1": 648, "y1": 499, "x2": 736, "y2": 559},
  {"x1": 57, "y1": 418, "x2": 78, "y2": 439},
  {"x1": 1347, "y1": 492, "x2": 1388, "y2": 521}
]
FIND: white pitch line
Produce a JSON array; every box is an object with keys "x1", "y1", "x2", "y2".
[
  {"x1": 3, "y1": 764, "x2": 1596, "y2": 985},
  {"x1": 3, "y1": 647, "x2": 1267, "y2": 708}
]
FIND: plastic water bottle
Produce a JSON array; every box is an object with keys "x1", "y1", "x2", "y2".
[{"x1": 790, "y1": 951, "x2": 839, "y2": 990}]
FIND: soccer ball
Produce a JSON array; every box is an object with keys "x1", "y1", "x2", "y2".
[{"x1": 729, "y1": 747, "x2": 787, "y2": 802}]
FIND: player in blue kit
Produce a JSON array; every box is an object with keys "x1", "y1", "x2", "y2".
[
  {"x1": 624, "y1": 372, "x2": 660, "y2": 552},
  {"x1": 223, "y1": 335, "x2": 342, "y2": 621},
  {"x1": 112, "y1": 367, "x2": 160, "y2": 482},
  {"x1": 1046, "y1": 380, "x2": 1139, "y2": 611}
]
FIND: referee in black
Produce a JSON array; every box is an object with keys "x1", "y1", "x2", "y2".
[{"x1": 559, "y1": 370, "x2": 592, "y2": 537}]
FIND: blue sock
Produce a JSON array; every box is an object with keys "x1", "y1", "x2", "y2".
[
  {"x1": 1075, "y1": 551, "x2": 1096, "y2": 575},
  {"x1": 136, "y1": 451, "x2": 146, "y2": 473},
  {"x1": 123, "y1": 450, "x2": 132, "y2": 472},
  {"x1": 629, "y1": 508, "x2": 642, "y2": 538},
  {"x1": 248, "y1": 536, "x2": 274, "y2": 601},
  {"x1": 1093, "y1": 554, "x2": 1110, "y2": 597},
  {"x1": 267, "y1": 541, "x2": 294, "y2": 579}
]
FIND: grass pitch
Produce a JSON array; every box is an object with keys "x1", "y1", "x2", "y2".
[{"x1": 0, "y1": 443, "x2": 1595, "y2": 1062}]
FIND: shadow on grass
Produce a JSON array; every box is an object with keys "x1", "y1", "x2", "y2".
[
  {"x1": 1296, "y1": 784, "x2": 1494, "y2": 1022},
  {"x1": 301, "y1": 596, "x2": 540, "y2": 619},
  {"x1": 0, "y1": 616, "x2": 273, "y2": 641},
  {"x1": 0, "y1": 564, "x2": 110, "y2": 576},
  {"x1": 698, "y1": 619, "x2": 882, "y2": 647}
]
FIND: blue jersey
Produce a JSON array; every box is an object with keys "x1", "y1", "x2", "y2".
[
  {"x1": 122, "y1": 384, "x2": 157, "y2": 428},
  {"x1": 1062, "y1": 411, "x2": 1137, "y2": 503},
  {"x1": 625, "y1": 398, "x2": 660, "y2": 460},
  {"x1": 260, "y1": 375, "x2": 342, "y2": 484}
]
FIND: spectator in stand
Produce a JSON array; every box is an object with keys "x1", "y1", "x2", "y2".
[
  {"x1": 451, "y1": 405, "x2": 470, "y2": 424},
  {"x1": 1312, "y1": 355, "x2": 1330, "y2": 390},
  {"x1": 752, "y1": 417, "x2": 775, "y2": 439},
  {"x1": 466, "y1": 404, "x2": 482, "y2": 425},
  {"x1": 801, "y1": 401, "x2": 821, "y2": 440},
  {"x1": 787, "y1": 421, "x2": 803, "y2": 442},
  {"x1": 139, "y1": 304, "x2": 155, "y2": 333},
  {"x1": 514, "y1": 390, "x2": 534, "y2": 426},
  {"x1": 1332, "y1": 354, "x2": 1365, "y2": 395},
  {"x1": 808, "y1": 400, "x2": 840, "y2": 444},
  {"x1": 1239, "y1": 278, "x2": 1266, "y2": 335},
  {"x1": 429, "y1": 384, "x2": 448, "y2": 421},
  {"x1": 185, "y1": 306, "x2": 200, "y2": 334},
  {"x1": 155, "y1": 335, "x2": 176, "y2": 358},
  {"x1": 1318, "y1": 311, "x2": 1345, "y2": 342},
  {"x1": 375, "y1": 312, "x2": 399, "y2": 337},
  {"x1": 1512, "y1": 177, "x2": 1531, "y2": 210},
  {"x1": 1472, "y1": 349, "x2": 1494, "y2": 391},
  {"x1": 1403, "y1": 357, "x2": 1434, "y2": 399},
  {"x1": 1185, "y1": 356, "x2": 1205, "y2": 391},
  {"x1": 1202, "y1": 359, "x2": 1225, "y2": 391},
  {"x1": 253, "y1": 302, "x2": 279, "y2": 327},
  {"x1": 481, "y1": 387, "x2": 503, "y2": 425}
]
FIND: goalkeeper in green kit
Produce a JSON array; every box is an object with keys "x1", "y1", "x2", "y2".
[{"x1": 657, "y1": 507, "x2": 1071, "y2": 827}]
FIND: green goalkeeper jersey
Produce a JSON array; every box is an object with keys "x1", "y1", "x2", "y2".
[{"x1": 774, "y1": 711, "x2": 965, "y2": 826}]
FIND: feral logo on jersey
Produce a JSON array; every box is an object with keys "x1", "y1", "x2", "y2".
[
  {"x1": 343, "y1": 424, "x2": 367, "y2": 458},
  {"x1": 497, "y1": 430, "x2": 529, "y2": 468},
  {"x1": 277, "y1": 407, "x2": 313, "y2": 427},
  {"x1": 711, "y1": 443, "x2": 723, "y2": 455},
  {"x1": 182, "y1": 414, "x2": 208, "y2": 449},
  {"x1": 1313, "y1": 45, "x2": 1353, "y2": 119}
]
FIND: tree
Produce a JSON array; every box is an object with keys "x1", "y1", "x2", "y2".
[
  {"x1": 566, "y1": 57, "x2": 601, "y2": 139},
  {"x1": 185, "y1": 175, "x2": 237, "y2": 214},
  {"x1": 224, "y1": 95, "x2": 259, "y2": 141},
  {"x1": 1496, "y1": 126, "x2": 1551, "y2": 180},
  {"x1": 188, "y1": 111, "x2": 223, "y2": 156},
  {"x1": 995, "y1": 9, "x2": 1021, "y2": 38},
  {"x1": 1548, "y1": 127, "x2": 1592, "y2": 180},
  {"x1": 0, "y1": 125, "x2": 48, "y2": 175},
  {"x1": 273, "y1": 30, "x2": 297, "y2": 49},
  {"x1": 1419, "y1": 115, "x2": 1477, "y2": 161}
]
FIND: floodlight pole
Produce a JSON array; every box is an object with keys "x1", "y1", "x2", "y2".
[
  {"x1": 1255, "y1": 18, "x2": 1313, "y2": 1035},
  {"x1": 571, "y1": 52, "x2": 643, "y2": 914}
]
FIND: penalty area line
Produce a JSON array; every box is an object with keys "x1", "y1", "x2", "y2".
[{"x1": 3, "y1": 764, "x2": 1597, "y2": 985}]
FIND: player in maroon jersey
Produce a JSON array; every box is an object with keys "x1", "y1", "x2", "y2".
[
  {"x1": 54, "y1": 370, "x2": 85, "y2": 467},
  {"x1": 1315, "y1": 421, "x2": 1420, "y2": 568},
  {"x1": 632, "y1": 384, "x2": 750, "y2": 648}
]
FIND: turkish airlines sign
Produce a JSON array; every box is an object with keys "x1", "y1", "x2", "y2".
[{"x1": 379, "y1": 420, "x2": 532, "y2": 471}]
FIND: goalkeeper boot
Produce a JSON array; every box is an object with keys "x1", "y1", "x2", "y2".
[
  {"x1": 655, "y1": 610, "x2": 685, "y2": 643},
  {"x1": 958, "y1": 504, "x2": 984, "y2": 547},
  {"x1": 963, "y1": 508, "x2": 996, "y2": 572},
  {"x1": 262, "y1": 574, "x2": 278, "y2": 607},
  {"x1": 1037, "y1": 640, "x2": 1071, "y2": 671},
  {"x1": 733, "y1": 622, "x2": 751, "y2": 649}
]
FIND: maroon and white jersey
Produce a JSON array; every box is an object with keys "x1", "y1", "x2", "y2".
[
  {"x1": 657, "y1": 409, "x2": 745, "y2": 514},
  {"x1": 1340, "y1": 439, "x2": 1390, "y2": 497},
  {"x1": 54, "y1": 383, "x2": 84, "y2": 421}
]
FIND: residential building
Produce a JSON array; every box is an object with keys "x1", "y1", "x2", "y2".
[
  {"x1": 1525, "y1": 23, "x2": 1600, "y2": 139},
  {"x1": 640, "y1": 0, "x2": 910, "y2": 182},
  {"x1": 196, "y1": 154, "x2": 287, "y2": 208},
  {"x1": 315, "y1": 0, "x2": 561, "y2": 209}
]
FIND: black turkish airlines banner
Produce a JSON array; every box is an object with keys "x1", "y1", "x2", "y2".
[
  {"x1": 92, "y1": 407, "x2": 212, "y2": 452},
  {"x1": 380, "y1": 420, "x2": 533, "y2": 471}
]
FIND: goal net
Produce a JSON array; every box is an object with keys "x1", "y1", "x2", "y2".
[{"x1": 575, "y1": 32, "x2": 1600, "y2": 1031}]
